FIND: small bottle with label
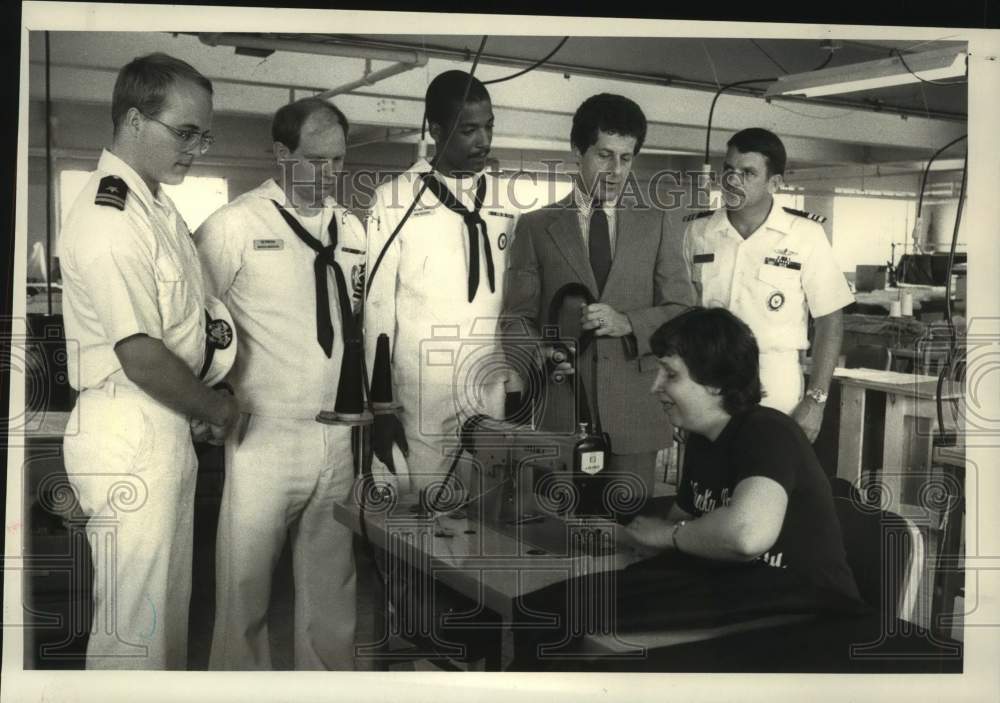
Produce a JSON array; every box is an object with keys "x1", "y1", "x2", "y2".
[{"x1": 573, "y1": 421, "x2": 610, "y2": 518}]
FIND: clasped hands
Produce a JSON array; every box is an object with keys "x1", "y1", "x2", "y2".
[{"x1": 190, "y1": 386, "x2": 240, "y2": 445}]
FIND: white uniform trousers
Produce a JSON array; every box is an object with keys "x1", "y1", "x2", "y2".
[
  {"x1": 209, "y1": 415, "x2": 356, "y2": 670},
  {"x1": 394, "y1": 381, "x2": 507, "y2": 494},
  {"x1": 62, "y1": 383, "x2": 197, "y2": 670},
  {"x1": 759, "y1": 350, "x2": 804, "y2": 415}
]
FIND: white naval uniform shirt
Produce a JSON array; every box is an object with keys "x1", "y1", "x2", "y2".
[
  {"x1": 194, "y1": 179, "x2": 367, "y2": 419},
  {"x1": 365, "y1": 159, "x2": 523, "y2": 392},
  {"x1": 60, "y1": 149, "x2": 207, "y2": 391},
  {"x1": 682, "y1": 204, "x2": 854, "y2": 353}
]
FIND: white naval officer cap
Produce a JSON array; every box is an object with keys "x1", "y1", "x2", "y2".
[{"x1": 199, "y1": 295, "x2": 237, "y2": 387}]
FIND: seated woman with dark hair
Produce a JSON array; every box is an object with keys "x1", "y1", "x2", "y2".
[
  {"x1": 509, "y1": 307, "x2": 863, "y2": 671},
  {"x1": 627, "y1": 307, "x2": 861, "y2": 599}
]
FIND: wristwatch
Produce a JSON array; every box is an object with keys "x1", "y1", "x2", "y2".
[
  {"x1": 671, "y1": 520, "x2": 687, "y2": 551},
  {"x1": 804, "y1": 388, "x2": 828, "y2": 405}
]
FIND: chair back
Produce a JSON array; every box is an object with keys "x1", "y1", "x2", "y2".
[{"x1": 833, "y1": 491, "x2": 924, "y2": 621}]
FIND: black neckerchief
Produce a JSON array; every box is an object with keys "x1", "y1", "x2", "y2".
[
  {"x1": 419, "y1": 173, "x2": 494, "y2": 303},
  {"x1": 270, "y1": 200, "x2": 356, "y2": 357}
]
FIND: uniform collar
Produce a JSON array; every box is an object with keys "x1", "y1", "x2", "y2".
[
  {"x1": 408, "y1": 158, "x2": 434, "y2": 176},
  {"x1": 422, "y1": 160, "x2": 488, "y2": 184},
  {"x1": 707, "y1": 206, "x2": 733, "y2": 234},
  {"x1": 257, "y1": 178, "x2": 344, "y2": 211},
  {"x1": 714, "y1": 201, "x2": 791, "y2": 239},
  {"x1": 414, "y1": 159, "x2": 490, "y2": 205},
  {"x1": 98, "y1": 149, "x2": 164, "y2": 212},
  {"x1": 760, "y1": 202, "x2": 796, "y2": 236}
]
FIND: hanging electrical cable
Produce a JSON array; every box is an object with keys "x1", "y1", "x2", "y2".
[
  {"x1": 916, "y1": 134, "x2": 967, "y2": 220},
  {"x1": 934, "y1": 149, "x2": 967, "y2": 447},
  {"x1": 811, "y1": 52, "x2": 834, "y2": 71},
  {"x1": 943, "y1": 151, "x2": 967, "y2": 344},
  {"x1": 703, "y1": 77, "x2": 777, "y2": 170},
  {"x1": 701, "y1": 42, "x2": 839, "y2": 171},
  {"x1": 891, "y1": 48, "x2": 968, "y2": 87},
  {"x1": 357, "y1": 37, "x2": 491, "y2": 669},
  {"x1": 44, "y1": 32, "x2": 54, "y2": 316},
  {"x1": 363, "y1": 29, "x2": 564, "y2": 531},
  {"x1": 365, "y1": 35, "x2": 489, "y2": 296},
  {"x1": 483, "y1": 36, "x2": 569, "y2": 85},
  {"x1": 902, "y1": 133, "x2": 968, "y2": 278}
]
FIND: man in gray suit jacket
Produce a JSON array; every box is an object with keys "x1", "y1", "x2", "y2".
[{"x1": 502, "y1": 93, "x2": 695, "y2": 500}]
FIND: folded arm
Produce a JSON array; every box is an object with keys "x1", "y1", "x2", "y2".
[
  {"x1": 624, "y1": 476, "x2": 788, "y2": 561},
  {"x1": 115, "y1": 334, "x2": 239, "y2": 434}
]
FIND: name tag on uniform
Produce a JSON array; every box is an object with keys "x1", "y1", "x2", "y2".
[
  {"x1": 764, "y1": 255, "x2": 801, "y2": 270},
  {"x1": 693, "y1": 253, "x2": 715, "y2": 264},
  {"x1": 254, "y1": 239, "x2": 284, "y2": 251},
  {"x1": 411, "y1": 208, "x2": 434, "y2": 218},
  {"x1": 487, "y1": 210, "x2": 514, "y2": 219}
]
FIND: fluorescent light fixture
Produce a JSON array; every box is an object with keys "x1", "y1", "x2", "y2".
[{"x1": 764, "y1": 47, "x2": 967, "y2": 98}]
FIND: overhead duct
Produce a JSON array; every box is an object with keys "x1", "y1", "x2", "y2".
[{"x1": 198, "y1": 33, "x2": 428, "y2": 99}]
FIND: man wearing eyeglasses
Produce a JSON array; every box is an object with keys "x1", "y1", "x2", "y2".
[
  {"x1": 59, "y1": 52, "x2": 239, "y2": 670},
  {"x1": 194, "y1": 97, "x2": 366, "y2": 670}
]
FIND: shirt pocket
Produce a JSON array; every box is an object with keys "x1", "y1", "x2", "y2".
[
  {"x1": 755, "y1": 264, "x2": 805, "y2": 317},
  {"x1": 690, "y1": 252, "x2": 715, "y2": 297},
  {"x1": 244, "y1": 241, "x2": 301, "y2": 289},
  {"x1": 155, "y1": 253, "x2": 197, "y2": 330}
]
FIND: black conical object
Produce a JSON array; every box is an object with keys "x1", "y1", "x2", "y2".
[
  {"x1": 317, "y1": 332, "x2": 372, "y2": 425},
  {"x1": 370, "y1": 333, "x2": 394, "y2": 410}
]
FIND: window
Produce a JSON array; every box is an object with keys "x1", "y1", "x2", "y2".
[
  {"x1": 162, "y1": 177, "x2": 229, "y2": 231},
  {"x1": 58, "y1": 169, "x2": 229, "y2": 234},
  {"x1": 507, "y1": 172, "x2": 573, "y2": 212},
  {"x1": 58, "y1": 170, "x2": 92, "y2": 232},
  {"x1": 831, "y1": 195, "x2": 916, "y2": 274}
]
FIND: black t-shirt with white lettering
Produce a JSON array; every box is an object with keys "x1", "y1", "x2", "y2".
[{"x1": 678, "y1": 406, "x2": 861, "y2": 603}]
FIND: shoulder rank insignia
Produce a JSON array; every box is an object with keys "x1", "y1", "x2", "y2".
[
  {"x1": 782, "y1": 207, "x2": 827, "y2": 224},
  {"x1": 95, "y1": 176, "x2": 128, "y2": 211},
  {"x1": 682, "y1": 210, "x2": 714, "y2": 222}
]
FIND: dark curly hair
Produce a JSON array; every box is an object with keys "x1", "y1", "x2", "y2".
[
  {"x1": 570, "y1": 93, "x2": 646, "y2": 156},
  {"x1": 650, "y1": 307, "x2": 763, "y2": 415}
]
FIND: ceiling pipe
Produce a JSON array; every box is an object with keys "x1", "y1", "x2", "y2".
[
  {"x1": 347, "y1": 127, "x2": 422, "y2": 149},
  {"x1": 302, "y1": 35, "x2": 967, "y2": 122},
  {"x1": 199, "y1": 33, "x2": 426, "y2": 64},
  {"x1": 198, "y1": 33, "x2": 428, "y2": 102},
  {"x1": 316, "y1": 56, "x2": 428, "y2": 99}
]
